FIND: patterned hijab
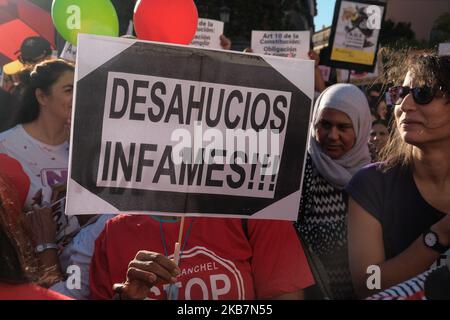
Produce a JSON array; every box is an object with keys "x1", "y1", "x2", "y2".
[{"x1": 308, "y1": 84, "x2": 372, "y2": 189}]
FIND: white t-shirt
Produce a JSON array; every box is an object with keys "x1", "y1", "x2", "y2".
[{"x1": 0, "y1": 124, "x2": 79, "y2": 243}]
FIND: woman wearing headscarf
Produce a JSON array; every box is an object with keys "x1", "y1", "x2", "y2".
[{"x1": 295, "y1": 83, "x2": 372, "y2": 299}]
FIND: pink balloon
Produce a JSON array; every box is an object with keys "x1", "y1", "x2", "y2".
[{"x1": 134, "y1": 0, "x2": 198, "y2": 45}]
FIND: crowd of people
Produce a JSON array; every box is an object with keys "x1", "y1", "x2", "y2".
[{"x1": 0, "y1": 34, "x2": 449, "y2": 300}]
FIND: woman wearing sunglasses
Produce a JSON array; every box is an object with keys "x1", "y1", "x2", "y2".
[{"x1": 346, "y1": 53, "x2": 450, "y2": 298}]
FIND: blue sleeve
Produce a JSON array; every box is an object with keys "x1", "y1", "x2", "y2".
[
  {"x1": 50, "y1": 214, "x2": 113, "y2": 299},
  {"x1": 345, "y1": 163, "x2": 384, "y2": 223}
]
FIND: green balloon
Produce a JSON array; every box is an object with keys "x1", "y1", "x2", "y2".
[{"x1": 51, "y1": 0, "x2": 119, "y2": 45}]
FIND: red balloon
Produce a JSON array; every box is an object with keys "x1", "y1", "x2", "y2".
[{"x1": 133, "y1": 0, "x2": 198, "y2": 45}]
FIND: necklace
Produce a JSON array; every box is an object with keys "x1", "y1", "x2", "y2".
[{"x1": 159, "y1": 217, "x2": 195, "y2": 300}]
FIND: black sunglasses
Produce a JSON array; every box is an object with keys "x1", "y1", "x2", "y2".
[{"x1": 388, "y1": 85, "x2": 441, "y2": 105}]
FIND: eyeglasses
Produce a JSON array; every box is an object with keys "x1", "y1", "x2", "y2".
[{"x1": 388, "y1": 85, "x2": 441, "y2": 106}]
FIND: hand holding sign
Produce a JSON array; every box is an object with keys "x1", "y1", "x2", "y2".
[
  {"x1": 133, "y1": 0, "x2": 198, "y2": 45},
  {"x1": 116, "y1": 250, "x2": 181, "y2": 300},
  {"x1": 51, "y1": 0, "x2": 119, "y2": 45}
]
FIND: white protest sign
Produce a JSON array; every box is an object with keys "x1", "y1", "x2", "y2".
[
  {"x1": 67, "y1": 34, "x2": 314, "y2": 220},
  {"x1": 251, "y1": 31, "x2": 310, "y2": 59},
  {"x1": 60, "y1": 41, "x2": 77, "y2": 62},
  {"x1": 439, "y1": 43, "x2": 450, "y2": 57},
  {"x1": 190, "y1": 18, "x2": 224, "y2": 49}
]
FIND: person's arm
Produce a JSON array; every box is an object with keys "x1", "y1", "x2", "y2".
[
  {"x1": 116, "y1": 251, "x2": 181, "y2": 300},
  {"x1": 26, "y1": 205, "x2": 63, "y2": 287},
  {"x1": 314, "y1": 67, "x2": 326, "y2": 93},
  {"x1": 348, "y1": 197, "x2": 450, "y2": 298},
  {"x1": 308, "y1": 50, "x2": 326, "y2": 93}
]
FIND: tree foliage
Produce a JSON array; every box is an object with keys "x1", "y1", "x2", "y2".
[
  {"x1": 194, "y1": 0, "x2": 312, "y2": 42},
  {"x1": 379, "y1": 19, "x2": 428, "y2": 50},
  {"x1": 430, "y1": 12, "x2": 450, "y2": 45}
]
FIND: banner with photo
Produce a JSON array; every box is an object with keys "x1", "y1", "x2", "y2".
[{"x1": 328, "y1": 0, "x2": 386, "y2": 72}]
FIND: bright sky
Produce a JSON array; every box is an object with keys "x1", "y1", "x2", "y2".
[{"x1": 314, "y1": 0, "x2": 337, "y2": 30}]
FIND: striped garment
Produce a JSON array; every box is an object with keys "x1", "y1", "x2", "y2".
[{"x1": 366, "y1": 270, "x2": 430, "y2": 300}]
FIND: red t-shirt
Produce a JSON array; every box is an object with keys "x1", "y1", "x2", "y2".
[
  {"x1": 0, "y1": 283, "x2": 72, "y2": 300},
  {"x1": 90, "y1": 215, "x2": 314, "y2": 300}
]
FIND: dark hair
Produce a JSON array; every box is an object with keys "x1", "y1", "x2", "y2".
[
  {"x1": 408, "y1": 55, "x2": 450, "y2": 100},
  {"x1": 366, "y1": 83, "x2": 382, "y2": 97},
  {"x1": 13, "y1": 59, "x2": 74, "y2": 125},
  {"x1": 369, "y1": 106, "x2": 380, "y2": 120},
  {"x1": 380, "y1": 53, "x2": 450, "y2": 170},
  {"x1": 18, "y1": 36, "x2": 52, "y2": 64},
  {"x1": 371, "y1": 119, "x2": 389, "y2": 128}
]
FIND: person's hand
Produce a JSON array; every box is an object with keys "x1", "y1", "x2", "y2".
[
  {"x1": 220, "y1": 34, "x2": 232, "y2": 50},
  {"x1": 118, "y1": 251, "x2": 181, "y2": 300},
  {"x1": 309, "y1": 49, "x2": 326, "y2": 93}
]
